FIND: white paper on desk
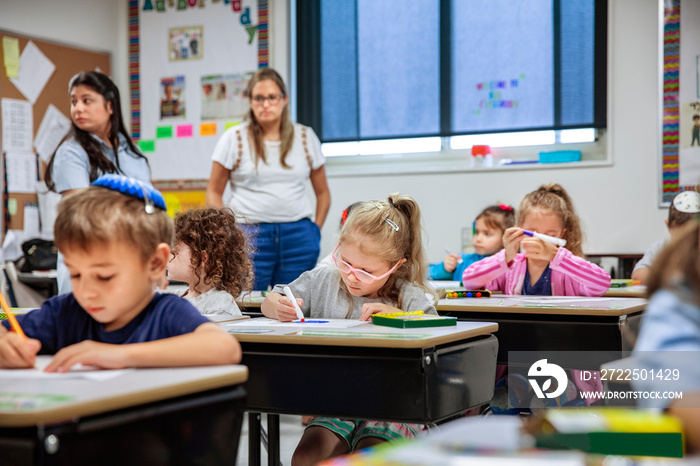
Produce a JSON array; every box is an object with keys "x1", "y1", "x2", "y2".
[
  {"x1": 23, "y1": 204, "x2": 40, "y2": 239},
  {"x1": 0, "y1": 359, "x2": 133, "y2": 381},
  {"x1": 430, "y1": 415, "x2": 524, "y2": 451},
  {"x1": 227, "y1": 317, "x2": 368, "y2": 328},
  {"x1": 9, "y1": 41, "x2": 55, "y2": 105},
  {"x1": 1, "y1": 98, "x2": 33, "y2": 152},
  {"x1": 35, "y1": 104, "x2": 71, "y2": 162},
  {"x1": 4, "y1": 151, "x2": 37, "y2": 193}
]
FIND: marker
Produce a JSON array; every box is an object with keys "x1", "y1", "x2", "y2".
[
  {"x1": 283, "y1": 286, "x2": 305, "y2": 322},
  {"x1": 444, "y1": 247, "x2": 464, "y2": 264},
  {"x1": 522, "y1": 230, "x2": 567, "y2": 247},
  {"x1": 0, "y1": 293, "x2": 26, "y2": 343}
]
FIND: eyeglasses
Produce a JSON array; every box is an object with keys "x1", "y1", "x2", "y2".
[
  {"x1": 251, "y1": 94, "x2": 285, "y2": 105},
  {"x1": 331, "y1": 244, "x2": 402, "y2": 284}
]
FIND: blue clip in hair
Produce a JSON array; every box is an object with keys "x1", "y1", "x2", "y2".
[{"x1": 92, "y1": 174, "x2": 167, "y2": 213}]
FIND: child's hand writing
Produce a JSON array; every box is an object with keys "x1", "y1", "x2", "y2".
[
  {"x1": 0, "y1": 332, "x2": 41, "y2": 368},
  {"x1": 443, "y1": 254, "x2": 461, "y2": 273},
  {"x1": 503, "y1": 227, "x2": 524, "y2": 263},
  {"x1": 360, "y1": 303, "x2": 401, "y2": 321},
  {"x1": 44, "y1": 340, "x2": 128, "y2": 373},
  {"x1": 521, "y1": 236, "x2": 559, "y2": 262},
  {"x1": 275, "y1": 296, "x2": 304, "y2": 322}
]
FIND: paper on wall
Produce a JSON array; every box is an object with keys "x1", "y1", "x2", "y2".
[
  {"x1": 23, "y1": 204, "x2": 40, "y2": 239},
  {"x1": 2, "y1": 36, "x2": 20, "y2": 78},
  {"x1": 9, "y1": 41, "x2": 55, "y2": 105},
  {"x1": 35, "y1": 104, "x2": 71, "y2": 162},
  {"x1": 4, "y1": 151, "x2": 37, "y2": 193},
  {"x1": 1, "y1": 98, "x2": 33, "y2": 152}
]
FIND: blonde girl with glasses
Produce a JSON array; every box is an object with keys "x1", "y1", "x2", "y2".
[
  {"x1": 206, "y1": 68, "x2": 331, "y2": 291},
  {"x1": 261, "y1": 193, "x2": 436, "y2": 464}
]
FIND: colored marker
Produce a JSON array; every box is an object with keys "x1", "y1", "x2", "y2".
[
  {"x1": 444, "y1": 247, "x2": 463, "y2": 264},
  {"x1": 283, "y1": 286, "x2": 305, "y2": 323},
  {"x1": 522, "y1": 230, "x2": 567, "y2": 247}
]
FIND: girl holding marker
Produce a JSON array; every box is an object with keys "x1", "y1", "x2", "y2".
[
  {"x1": 261, "y1": 194, "x2": 436, "y2": 464},
  {"x1": 462, "y1": 184, "x2": 610, "y2": 296}
]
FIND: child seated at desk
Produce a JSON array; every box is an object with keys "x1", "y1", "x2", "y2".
[
  {"x1": 631, "y1": 190, "x2": 700, "y2": 285},
  {"x1": 261, "y1": 194, "x2": 436, "y2": 465},
  {"x1": 429, "y1": 204, "x2": 515, "y2": 282},
  {"x1": 0, "y1": 175, "x2": 241, "y2": 370},
  {"x1": 167, "y1": 208, "x2": 253, "y2": 316},
  {"x1": 463, "y1": 183, "x2": 610, "y2": 296}
]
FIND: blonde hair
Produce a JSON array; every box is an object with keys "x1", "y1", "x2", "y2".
[
  {"x1": 517, "y1": 183, "x2": 584, "y2": 257},
  {"x1": 54, "y1": 187, "x2": 174, "y2": 262},
  {"x1": 338, "y1": 193, "x2": 435, "y2": 307},
  {"x1": 647, "y1": 221, "x2": 700, "y2": 302},
  {"x1": 246, "y1": 68, "x2": 294, "y2": 168}
]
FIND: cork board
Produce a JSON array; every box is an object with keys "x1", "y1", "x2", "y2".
[{"x1": 0, "y1": 30, "x2": 110, "y2": 230}]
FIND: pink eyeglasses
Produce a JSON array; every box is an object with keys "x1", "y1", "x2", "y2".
[{"x1": 331, "y1": 244, "x2": 402, "y2": 284}]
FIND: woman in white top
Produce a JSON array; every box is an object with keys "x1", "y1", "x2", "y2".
[{"x1": 206, "y1": 68, "x2": 331, "y2": 290}]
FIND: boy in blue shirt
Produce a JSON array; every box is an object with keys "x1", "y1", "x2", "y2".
[{"x1": 0, "y1": 175, "x2": 241, "y2": 371}]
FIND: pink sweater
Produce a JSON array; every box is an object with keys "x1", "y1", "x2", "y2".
[{"x1": 462, "y1": 248, "x2": 611, "y2": 296}]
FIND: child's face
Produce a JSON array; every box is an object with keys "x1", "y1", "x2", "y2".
[
  {"x1": 167, "y1": 243, "x2": 195, "y2": 284},
  {"x1": 473, "y1": 217, "x2": 504, "y2": 256},
  {"x1": 335, "y1": 240, "x2": 402, "y2": 299},
  {"x1": 520, "y1": 208, "x2": 566, "y2": 239},
  {"x1": 63, "y1": 240, "x2": 160, "y2": 332}
]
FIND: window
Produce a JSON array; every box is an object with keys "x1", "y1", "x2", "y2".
[{"x1": 297, "y1": 0, "x2": 607, "y2": 145}]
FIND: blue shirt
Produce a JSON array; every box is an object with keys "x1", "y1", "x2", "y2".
[
  {"x1": 522, "y1": 266, "x2": 552, "y2": 296},
  {"x1": 1, "y1": 293, "x2": 210, "y2": 354},
  {"x1": 429, "y1": 253, "x2": 488, "y2": 282}
]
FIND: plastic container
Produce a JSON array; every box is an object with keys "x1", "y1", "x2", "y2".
[{"x1": 538, "y1": 150, "x2": 581, "y2": 163}]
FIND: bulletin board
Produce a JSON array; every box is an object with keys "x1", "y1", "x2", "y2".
[
  {"x1": 129, "y1": 0, "x2": 269, "y2": 183},
  {"x1": 0, "y1": 29, "x2": 110, "y2": 231},
  {"x1": 660, "y1": 0, "x2": 700, "y2": 204}
]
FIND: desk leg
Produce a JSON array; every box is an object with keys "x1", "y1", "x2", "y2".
[
  {"x1": 267, "y1": 413, "x2": 280, "y2": 466},
  {"x1": 249, "y1": 412, "x2": 262, "y2": 466}
]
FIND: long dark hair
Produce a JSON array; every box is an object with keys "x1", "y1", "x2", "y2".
[{"x1": 45, "y1": 71, "x2": 149, "y2": 191}]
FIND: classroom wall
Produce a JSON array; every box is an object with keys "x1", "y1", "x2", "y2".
[{"x1": 0, "y1": 0, "x2": 667, "y2": 264}]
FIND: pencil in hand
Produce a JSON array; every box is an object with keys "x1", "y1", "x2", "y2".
[{"x1": 0, "y1": 293, "x2": 26, "y2": 342}]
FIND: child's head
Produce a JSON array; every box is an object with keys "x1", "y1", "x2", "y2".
[
  {"x1": 647, "y1": 221, "x2": 700, "y2": 300},
  {"x1": 169, "y1": 208, "x2": 253, "y2": 297},
  {"x1": 336, "y1": 193, "x2": 431, "y2": 303},
  {"x1": 53, "y1": 181, "x2": 173, "y2": 330},
  {"x1": 694, "y1": 114, "x2": 700, "y2": 123},
  {"x1": 517, "y1": 183, "x2": 584, "y2": 256},
  {"x1": 473, "y1": 204, "x2": 516, "y2": 255},
  {"x1": 667, "y1": 191, "x2": 700, "y2": 237}
]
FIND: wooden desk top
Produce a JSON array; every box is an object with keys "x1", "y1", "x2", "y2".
[
  {"x1": 603, "y1": 285, "x2": 647, "y2": 298},
  {"x1": 437, "y1": 296, "x2": 647, "y2": 317},
  {"x1": 0, "y1": 358, "x2": 248, "y2": 427},
  {"x1": 223, "y1": 318, "x2": 498, "y2": 349}
]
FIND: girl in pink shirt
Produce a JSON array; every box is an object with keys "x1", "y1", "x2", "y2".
[{"x1": 463, "y1": 183, "x2": 610, "y2": 296}]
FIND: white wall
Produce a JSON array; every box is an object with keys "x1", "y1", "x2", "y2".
[{"x1": 1, "y1": 0, "x2": 667, "y2": 264}]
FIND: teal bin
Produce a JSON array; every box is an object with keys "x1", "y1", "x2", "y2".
[{"x1": 538, "y1": 150, "x2": 581, "y2": 163}]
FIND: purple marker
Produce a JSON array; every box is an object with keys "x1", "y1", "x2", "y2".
[{"x1": 522, "y1": 230, "x2": 567, "y2": 247}]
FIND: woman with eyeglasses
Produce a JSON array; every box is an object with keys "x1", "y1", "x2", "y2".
[
  {"x1": 45, "y1": 71, "x2": 151, "y2": 295},
  {"x1": 206, "y1": 68, "x2": 330, "y2": 290}
]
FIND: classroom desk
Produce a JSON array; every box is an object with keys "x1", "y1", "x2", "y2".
[
  {"x1": 437, "y1": 296, "x2": 646, "y2": 370},
  {"x1": 0, "y1": 358, "x2": 248, "y2": 465},
  {"x1": 223, "y1": 318, "x2": 499, "y2": 466}
]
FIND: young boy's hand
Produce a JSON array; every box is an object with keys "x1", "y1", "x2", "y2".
[
  {"x1": 0, "y1": 332, "x2": 41, "y2": 368},
  {"x1": 275, "y1": 296, "x2": 304, "y2": 322},
  {"x1": 44, "y1": 340, "x2": 128, "y2": 373},
  {"x1": 521, "y1": 237, "x2": 559, "y2": 262},
  {"x1": 503, "y1": 227, "x2": 524, "y2": 263},
  {"x1": 443, "y1": 254, "x2": 461, "y2": 273}
]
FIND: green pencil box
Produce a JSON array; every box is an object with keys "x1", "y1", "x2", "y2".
[{"x1": 371, "y1": 311, "x2": 457, "y2": 329}]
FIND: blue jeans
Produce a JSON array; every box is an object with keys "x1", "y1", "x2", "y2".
[{"x1": 240, "y1": 218, "x2": 321, "y2": 291}]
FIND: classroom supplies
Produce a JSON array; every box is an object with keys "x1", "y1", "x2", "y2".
[
  {"x1": 371, "y1": 311, "x2": 457, "y2": 329},
  {"x1": 538, "y1": 150, "x2": 581, "y2": 164},
  {"x1": 444, "y1": 290, "x2": 491, "y2": 298},
  {"x1": 0, "y1": 293, "x2": 26, "y2": 342},
  {"x1": 283, "y1": 286, "x2": 305, "y2": 322},
  {"x1": 609, "y1": 279, "x2": 640, "y2": 287},
  {"x1": 444, "y1": 247, "x2": 463, "y2": 264},
  {"x1": 522, "y1": 230, "x2": 567, "y2": 247}
]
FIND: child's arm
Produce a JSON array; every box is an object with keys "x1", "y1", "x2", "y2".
[
  {"x1": 44, "y1": 322, "x2": 241, "y2": 372},
  {"x1": 428, "y1": 261, "x2": 453, "y2": 280},
  {"x1": 462, "y1": 249, "x2": 511, "y2": 290},
  {"x1": 549, "y1": 247, "x2": 611, "y2": 296},
  {"x1": 261, "y1": 292, "x2": 304, "y2": 322}
]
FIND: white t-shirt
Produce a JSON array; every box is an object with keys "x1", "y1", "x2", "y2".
[
  {"x1": 211, "y1": 122, "x2": 325, "y2": 224},
  {"x1": 173, "y1": 288, "x2": 242, "y2": 316}
]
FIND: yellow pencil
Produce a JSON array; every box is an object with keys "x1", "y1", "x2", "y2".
[{"x1": 0, "y1": 293, "x2": 26, "y2": 342}]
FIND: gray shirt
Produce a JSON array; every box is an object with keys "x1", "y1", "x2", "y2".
[
  {"x1": 632, "y1": 238, "x2": 667, "y2": 273},
  {"x1": 272, "y1": 266, "x2": 437, "y2": 319}
]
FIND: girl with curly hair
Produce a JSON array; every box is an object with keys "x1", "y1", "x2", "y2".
[{"x1": 167, "y1": 208, "x2": 254, "y2": 316}]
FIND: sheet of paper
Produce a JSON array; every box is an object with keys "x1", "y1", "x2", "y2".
[
  {"x1": 0, "y1": 358, "x2": 133, "y2": 381},
  {"x1": 4, "y1": 151, "x2": 37, "y2": 193},
  {"x1": 1, "y1": 98, "x2": 33, "y2": 152},
  {"x1": 36, "y1": 181, "x2": 61, "y2": 238},
  {"x1": 2, "y1": 36, "x2": 20, "y2": 78},
  {"x1": 22, "y1": 204, "x2": 40, "y2": 238},
  {"x1": 227, "y1": 317, "x2": 369, "y2": 329},
  {"x1": 9, "y1": 41, "x2": 56, "y2": 104},
  {"x1": 34, "y1": 104, "x2": 71, "y2": 162},
  {"x1": 1, "y1": 230, "x2": 24, "y2": 262}
]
